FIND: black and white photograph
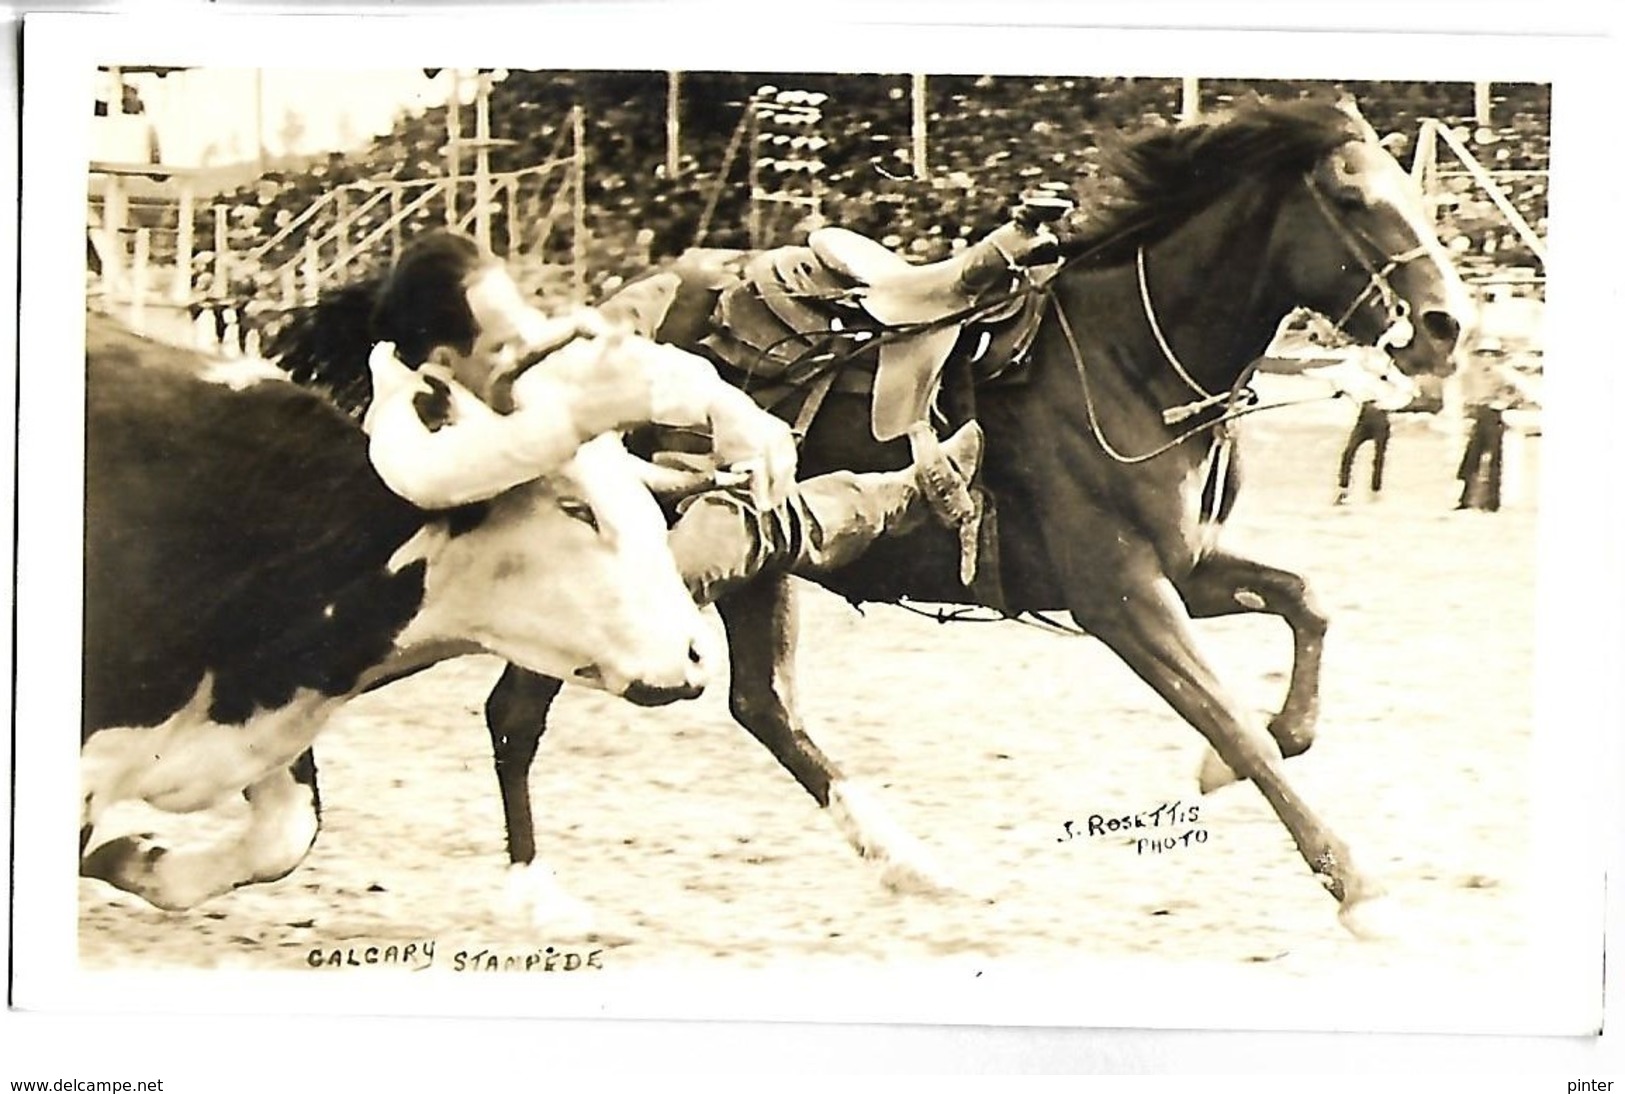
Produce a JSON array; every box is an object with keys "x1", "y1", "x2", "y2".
[{"x1": 9, "y1": 6, "x2": 1620, "y2": 1079}]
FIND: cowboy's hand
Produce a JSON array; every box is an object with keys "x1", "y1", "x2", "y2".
[
  {"x1": 564, "y1": 306, "x2": 615, "y2": 342},
  {"x1": 707, "y1": 386, "x2": 797, "y2": 510},
  {"x1": 512, "y1": 306, "x2": 618, "y2": 363},
  {"x1": 1306, "y1": 346, "x2": 1416, "y2": 411}
]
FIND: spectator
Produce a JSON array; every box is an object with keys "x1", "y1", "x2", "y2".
[
  {"x1": 1455, "y1": 335, "x2": 1517, "y2": 512},
  {"x1": 1334, "y1": 398, "x2": 1392, "y2": 505}
]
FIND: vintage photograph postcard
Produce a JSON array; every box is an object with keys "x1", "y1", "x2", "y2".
[{"x1": 10, "y1": 7, "x2": 1617, "y2": 1065}]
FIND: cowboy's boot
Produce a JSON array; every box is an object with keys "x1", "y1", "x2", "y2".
[{"x1": 904, "y1": 421, "x2": 986, "y2": 585}]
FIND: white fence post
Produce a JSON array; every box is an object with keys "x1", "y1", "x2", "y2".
[
  {"x1": 129, "y1": 227, "x2": 150, "y2": 333},
  {"x1": 911, "y1": 73, "x2": 928, "y2": 179},
  {"x1": 172, "y1": 183, "x2": 195, "y2": 304},
  {"x1": 571, "y1": 105, "x2": 587, "y2": 303}
]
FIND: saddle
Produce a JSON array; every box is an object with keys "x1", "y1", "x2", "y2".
[
  {"x1": 704, "y1": 208, "x2": 1066, "y2": 444},
  {"x1": 608, "y1": 202, "x2": 1069, "y2": 589}
]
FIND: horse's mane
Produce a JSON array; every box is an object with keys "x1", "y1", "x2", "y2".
[
  {"x1": 263, "y1": 275, "x2": 388, "y2": 418},
  {"x1": 1065, "y1": 97, "x2": 1366, "y2": 267}
]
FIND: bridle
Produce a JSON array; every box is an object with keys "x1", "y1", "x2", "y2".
[
  {"x1": 1299, "y1": 168, "x2": 1437, "y2": 355},
  {"x1": 1059, "y1": 162, "x2": 1441, "y2": 467}
]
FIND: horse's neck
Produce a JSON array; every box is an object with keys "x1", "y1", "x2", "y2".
[{"x1": 1106, "y1": 185, "x2": 1294, "y2": 396}]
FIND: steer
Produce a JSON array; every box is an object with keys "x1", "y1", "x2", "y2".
[{"x1": 80, "y1": 316, "x2": 712, "y2": 910}]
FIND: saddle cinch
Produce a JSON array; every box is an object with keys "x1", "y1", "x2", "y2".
[{"x1": 640, "y1": 196, "x2": 1072, "y2": 587}]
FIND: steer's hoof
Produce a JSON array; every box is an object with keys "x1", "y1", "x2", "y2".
[{"x1": 81, "y1": 834, "x2": 174, "y2": 904}]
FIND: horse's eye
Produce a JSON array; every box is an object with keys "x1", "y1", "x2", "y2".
[{"x1": 558, "y1": 497, "x2": 600, "y2": 532}]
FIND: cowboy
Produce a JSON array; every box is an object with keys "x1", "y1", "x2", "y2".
[
  {"x1": 1334, "y1": 397, "x2": 1393, "y2": 505},
  {"x1": 1454, "y1": 334, "x2": 1519, "y2": 512},
  {"x1": 364, "y1": 230, "x2": 981, "y2": 606}
]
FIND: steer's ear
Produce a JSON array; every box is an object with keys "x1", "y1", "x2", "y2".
[{"x1": 412, "y1": 374, "x2": 456, "y2": 432}]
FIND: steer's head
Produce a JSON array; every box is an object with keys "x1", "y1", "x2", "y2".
[{"x1": 392, "y1": 434, "x2": 713, "y2": 705}]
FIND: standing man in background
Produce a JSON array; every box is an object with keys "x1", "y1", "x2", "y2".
[
  {"x1": 1455, "y1": 334, "x2": 1517, "y2": 512},
  {"x1": 1335, "y1": 397, "x2": 1393, "y2": 505}
]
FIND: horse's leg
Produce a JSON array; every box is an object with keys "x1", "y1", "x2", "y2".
[
  {"x1": 80, "y1": 753, "x2": 321, "y2": 910},
  {"x1": 1173, "y1": 551, "x2": 1328, "y2": 792},
  {"x1": 484, "y1": 664, "x2": 595, "y2": 932},
  {"x1": 717, "y1": 574, "x2": 960, "y2": 896},
  {"x1": 1072, "y1": 558, "x2": 1388, "y2": 934}
]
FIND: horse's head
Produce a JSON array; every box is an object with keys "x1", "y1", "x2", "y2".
[{"x1": 1271, "y1": 101, "x2": 1475, "y2": 378}]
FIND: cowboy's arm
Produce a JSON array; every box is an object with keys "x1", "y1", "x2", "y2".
[
  {"x1": 600, "y1": 443, "x2": 741, "y2": 501},
  {"x1": 366, "y1": 346, "x2": 594, "y2": 508},
  {"x1": 518, "y1": 333, "x2": 797, "y2": 508}
]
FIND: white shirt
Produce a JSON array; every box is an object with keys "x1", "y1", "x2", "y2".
[{"x1": 362, "y1": 343, "x2": 588, "y2": 509}]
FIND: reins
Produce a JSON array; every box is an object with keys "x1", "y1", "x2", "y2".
[
  {"x1": 1135, "y1": 246, "x2": 1216, "y2": 403},
  {"x1": 1051, "y1": 288, "x2": 1275, "y2": 466},
  {"x1": 1055, "y1": 170, "x2": 1436, "y2": 467}
]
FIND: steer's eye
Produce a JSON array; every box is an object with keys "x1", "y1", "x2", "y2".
[{"x1": 558, "y1": 497, "x2": 600, "y2": 533}]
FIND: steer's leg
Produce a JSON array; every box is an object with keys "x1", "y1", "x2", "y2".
[
  {"x1": 716, "y1": 574, "x2": 957, "y2": 896},
  {"x1": 80, "y1": 757, "x2": 321, "y2": 910},
  {"x1": 484, "y1": 665, "x2": 595, "y2": 932},
  {"x1": 1173, "y1": 551, "x2": 1329, "y2": 792}
]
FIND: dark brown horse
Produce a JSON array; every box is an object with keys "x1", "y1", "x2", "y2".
[{"x1": 479, "y1": 98, "x2": 1472, "y2": 937}]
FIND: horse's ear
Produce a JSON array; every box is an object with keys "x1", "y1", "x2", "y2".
[{"x1": 1333, "y1": 94, "x2": 1382, "y2": 143}]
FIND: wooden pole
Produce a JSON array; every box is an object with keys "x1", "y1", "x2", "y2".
[
  {"x1": 1474, "y1": 81, "x2": 1493, "y2": 127},
  {"x1": 1433, "y1": 121, "x2": 1548, "y2": 265},
  {"x1": 302, "y1": 239, "x2": 319, "y2": 304},
  {"x1": 334, "y1": 188, "x2": 350, "y2": 278},
  {"x1": 505, "y1": 178, "x2": 518, "y2": 256},
  {"x1": 1181, "y1": 76, "x2": 1201, "y2": 121},
  {"x1": 130, "y1": 227, "x2": 149, "y2": 332},
  {"x1": 747, "y1": 95, "x2": 762, "y2": 249},
  {"x1": 213, "y1": 204, "x2": 228, "y2": 296},
  {"x1": 104, "y1": 175, "x2": 127, "y2": 294},
  {"x1": 911, "y1": 73, "x2": 928, "y2": 180},
  {"x1": 666, "y1": 70, "x2": 682, "y2": 179},
  {"x1": 254, "y1": 69, "x2": 267, "y2": 175},
  {"x1": 389, "y1": 186, "x2": 403, "y2": 261},
  {"x1": 475, "y1": 70, "x2": 493, "y2": 253},
  {"x1": 571, "y1": 105, "x2": 587, "y2": 302},
  {"x1": 446, "y1": 71, "x2": 462, "y2": 228},
  {"x1": 172, "y1": 182, "x2": 195, "y2": 304}
]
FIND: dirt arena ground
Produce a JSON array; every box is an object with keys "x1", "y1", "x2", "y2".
[{"x1": 78, "y1": 386, "x2": 1547, "y2": 1007}]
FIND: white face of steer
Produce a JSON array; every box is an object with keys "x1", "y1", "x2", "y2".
[{"x1": 389, "y1": 432, "x2": 715, "y2": 704}]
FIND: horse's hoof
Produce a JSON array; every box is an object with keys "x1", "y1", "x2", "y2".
[
  {"x1": 828, "y1": 779, "x2": 961, "y2": 899},
  {"x1": 1197, "y1": 748, "x2": 1241, "y2": 794},
  {"x1": 876, "y1": 853, "x2": 976, "y2": 901},
  {"x1": 1337, "y1": 894, "x2": 1411, "y2": 942},
  {"x1": 504, "y1": 862, "x2": 598, "y2": 938}
]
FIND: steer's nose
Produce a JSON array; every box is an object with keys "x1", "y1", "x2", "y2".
[
  {"x1": 623, "y1": 676, "x2": 705, "y2": 708},
  {"x1": 620, "y1": 636, "x2": 712, "y2": 707}
]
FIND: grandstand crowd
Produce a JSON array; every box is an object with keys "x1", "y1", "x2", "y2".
[{"x1": 188, "y1": 74, "x2": 1549, "y2": 311}]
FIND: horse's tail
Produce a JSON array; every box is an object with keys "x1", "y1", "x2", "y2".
[{"x1": 263, "y1": 279, "x2": 383, "y2": 419}]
